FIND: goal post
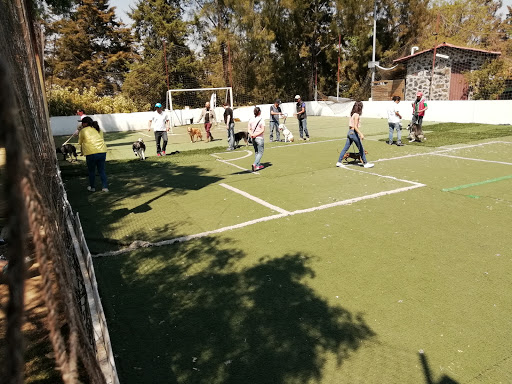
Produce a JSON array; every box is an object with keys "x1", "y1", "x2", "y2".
[{"x1": 167, "y1": 87, "x2": 233, "y2": 126}]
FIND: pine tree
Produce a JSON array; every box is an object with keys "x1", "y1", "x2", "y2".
[{"x1": 46, "y1": 0, "x2": 135, "y2": 96}]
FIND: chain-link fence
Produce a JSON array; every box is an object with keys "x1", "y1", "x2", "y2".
[{"x1": 0, "y1": 0, "x2": 117, "y2": 383}]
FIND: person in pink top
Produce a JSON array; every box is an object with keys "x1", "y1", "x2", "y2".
[
  {"x1": 248, "y1": 106, "x2": 265, "y2": 171},
  {"x1": 336, "y1": 101, "x2": 374, "y2": 168}
]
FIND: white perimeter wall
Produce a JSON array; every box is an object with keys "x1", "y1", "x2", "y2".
[{"x1": 50, "y1": 100, "x2": 511, "y2": 136}]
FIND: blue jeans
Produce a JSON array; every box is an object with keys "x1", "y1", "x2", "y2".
[
  {"x1": 227, "y1": 123, "x2": 235, "y2": 149},
  {"x1": 298, "y1": 119, "x2": 309, "y2": 138},
  {"x1": 338, "y1": 130, "x2": 367, "y2": 163},
  {"x1": 388, "y1": 122, "x2": 401, "y2": 143},
  {"x1": 269, "y1": 121, "x2": 280, "y2": 141},
  {"x1": 86, "y1": 152, "x2": 108, "y2": 189},
  {"x1": 252, "y1": 136, "x2": 264, "y2": 166}
]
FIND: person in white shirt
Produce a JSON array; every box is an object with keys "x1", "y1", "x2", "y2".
[
  {"x1": 148, "y1": 103, "x2": 170, "y2": 156},
  {"x1": 387, "y1": 96, "x2": 404, "y2": 146}
]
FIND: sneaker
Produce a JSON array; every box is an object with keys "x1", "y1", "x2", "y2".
[
  {"x1": 336, "y1": 162, "x2": 345, "y2": 167},
  {"x1": 388, "y1": 141, "x2": 393, "y2": 145},
  {"x1": 251, "y1": 164, "x2": 256, "y2": 172},
  {"x1": 363, "y1": 163, "x2": 375, "y2": 168},
  {"x1": 396, "y1": 141, "x2": 404, "y2": 146},
  {"x1": 157, "y1": 153, "x2": 162, "y2": 157},
  {"x1": 87, "y1": 186, "x2": 95, "y2": 192},
  {"x1": 102, "y1": 188, "x2": 109, "y2": 192},
  {"x1": 162, "y1": 151, "x2": 166, "y2": 156},
  {"x1": 256, "y1": 165, "x2": 264, "y2": 170}
]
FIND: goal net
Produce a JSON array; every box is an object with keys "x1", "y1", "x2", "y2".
[{"x1": 167, "y1": 87, "x2": 233, "y2": 126}]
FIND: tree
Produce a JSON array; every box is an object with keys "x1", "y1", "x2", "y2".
[
  {"x1": 46, "y1": 0, "x2": 136, "y2": 96},
  {"x1": 123, "y1": 0, "x2": 197, "y2": 108}
]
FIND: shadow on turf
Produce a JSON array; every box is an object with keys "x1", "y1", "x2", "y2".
[
  {"x1": 60, "y1": 160, "x2": 222, "y2": 252},
  {"x1": 94, "y1": 240, "x2": 376, "y2": 384},
  {"x1": 419, "y1": 350, "x2": 459, "y2": 384}
]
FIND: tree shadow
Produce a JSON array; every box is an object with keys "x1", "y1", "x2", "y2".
[
  {"x1": 94, "y1": 238, "x2": 375, "y2": 383},
  {"x1": 60, "y1": 160, "x2": 223, "y2": 252},
  {"x1": 419, "y1": 351, "x2": 459, "y2": 384}
]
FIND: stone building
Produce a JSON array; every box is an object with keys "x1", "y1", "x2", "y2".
[{"x1": 393, "y1": 43, "x2": 500, "y2": 100}]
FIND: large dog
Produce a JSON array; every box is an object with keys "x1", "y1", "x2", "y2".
[
  {"x1": 132, "y1": 138, "x2": 146, "y2": 160},
  {"x1": 278, "y1": 124, "x2": 294, "y2": 142},
  {"x1": 187, "y1": 126, "x2": 203, "y2": 142},
  {"x1": 342, "y1": 150, "x2": 368, "y2": 164},
  {"x1": 234, "y1": 131, "x2": 249, "y2": 147},
  {"x1": 56, "y1": 144, "x2": 78, "y2": 161}
]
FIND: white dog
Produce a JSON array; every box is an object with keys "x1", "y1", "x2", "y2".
[
  {"x1": 132, "y1": 138, "x2": 146, "y2": 160},
  {"x1": 278, "y1": 124, "x2": 294, "y2": 142}
]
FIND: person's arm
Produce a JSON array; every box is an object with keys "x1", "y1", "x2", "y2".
[
  {"x1": 148, "y1": 118, "x2": 152, "y2": 131},
  {"x1": 197, "y1": 109, "x2": 205, "y2": 123},
  {"x1": 165, "y1": 117, "x2": 170, "y2": 131},
  {"x1": 352, "y1": 114, "x2": 364, "y2": 140},
  {"x1": 226, "y1": 113, "x2": 231, "y2": 126},
  {"x1": 420, "y1": 103, "x2": 428, "y2": 113},
  {"x1": 395, "y1": 109, "x2": 402, "y2": 119},
  {"x1": 212, "y1": 110, "x2": 217, "y2": 126}
]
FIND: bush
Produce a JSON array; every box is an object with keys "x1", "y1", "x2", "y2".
[{"x1": 47, "y1": 85, "x2": 141, "y2": 116}]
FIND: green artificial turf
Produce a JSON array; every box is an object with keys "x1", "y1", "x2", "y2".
[{"x1": 57, "y1": 119, "x2": 512, "y2": 383}]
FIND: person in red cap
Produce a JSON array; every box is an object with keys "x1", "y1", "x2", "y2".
[{"x1": 410, "y1": 91, "x2": 428, "y2": 142}]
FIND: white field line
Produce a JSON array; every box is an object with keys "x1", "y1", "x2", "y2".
[
  {"x1": 220, "y1": 183, "x2": 290, "y2": 214},
  {"x1": 211, "y1": 150, "x2": 258, "y2": 173},
  {"x1": 211, "y1": 150, "x2": 252, "y2": 161},
  {"x1": 342, "y1": 165, "x2": 425, "y2": 186},
  {"x1": 375, "y1": 140, "x2": 508, "y2": 163},
  {"x1": 434, "y1": 153, "x2": 512, "y2": 166},
  {"x1": 94, "y1": 183, "x2": 425, "y2": 258}
]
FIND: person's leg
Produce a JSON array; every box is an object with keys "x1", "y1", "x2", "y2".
[
  {"x1": 275, "y1": 122, "x2": 280, "y2": 141},
  {"x1": 205, "y1": 123, "x2": 212, "y2": 141},
  {"x1": 337, "y1": 136, "x2": 353, "y2": 163},
  {"x1": 254, "y1": 137, "x2": 264, "y2": 166},
  {"x1": 154, "y1": 131, "x2": 162, "y2": 154},
  {"x1": 416, "y1": 117, "x2": 424, "y2": 139},
  {"x1": 303, "y1": 119, "x2": 309, "y2": 139},
  {"x1": 269, "y1": 122, "x2": 275, "y2": 141},
  {"x1": 96, "y1": 152, "x2": 108, "y2": 189},
  {"x1": 161, "y1": 131, "x2": 168, "y2": 153},
  {"x1": 396, "y1": 122, "x2": 402, "y2": 143},
  {"x1": 228, "y1": 123, "x2": 235, "y2": 149},
  {"x1": 388, "y1": 123, "x2": 394, "y2": 144},
  {"x1": 86, "y1": 155, "x2": 96, "y2": 189},
  {"x1": 353, "y1": 134, "x2": 368, "y2": 163},
  {"x1": 298, "y1": 119, "x2": 304, "y2": 138}
]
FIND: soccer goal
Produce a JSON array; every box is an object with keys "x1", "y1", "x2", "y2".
[{"x1": 167, "y1": 87, "x2": 233, "y2": 126}]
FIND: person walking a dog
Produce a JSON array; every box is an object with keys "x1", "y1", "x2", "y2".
[
  {"x1": 294, "y1": 95, "x2": 310, "y2": 140},
  {"x1": 409, "y1": 91, "x2": 428, "y2": 142},
  {"x1": 269, "y1": 99, "x2": 283, "y2": 142},
  {"x1": 148, "y1": 103, "x2": 170, "y2": 156},
  {"x1": 223, "y1": 102, "x2": 235, "y2": 150},
  {"x1": 248, "y1": 106, "x2": 265, "y2": 171},
  {"x1": 336, "y1": 101, "x2": 374, "y2": 168},
  {"x1": 387, "y1": 96, "x2": 404, "y2": 146},
  {"x1": 198, "y1": 101, "x2": 217, "y2": 142},
  {"x1": 78, "y1": 116, "x2": 109, "y2": 192}
]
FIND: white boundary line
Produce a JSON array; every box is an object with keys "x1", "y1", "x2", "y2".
[
  {"x1": 94, "y1": 182, "x2": 425, "y2": 258},
  {"x1": 374, "y1": 141, "x2": 509, "y2": 163},
  {"x1": 434, "y1": 153, "x2": 512, "y2": 166},
  {"x1": 220, "y1": 183, "x2": 290, "y2": 214}
]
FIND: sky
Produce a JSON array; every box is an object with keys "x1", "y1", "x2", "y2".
[{"x1": 110, "y1": 0, "x2": 512, "y2": 24}]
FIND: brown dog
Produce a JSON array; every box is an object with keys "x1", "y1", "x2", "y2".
[
  {"x1": 342, "y1": 150, "x2": 368, "y2": 163},
  {"x1": 187, "y1": 126, "x2": 203, "y2": 142}
]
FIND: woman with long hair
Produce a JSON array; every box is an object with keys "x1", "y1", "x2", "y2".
[
  {"x1": 248, "y1": 106, "x2": 265, "y2": 171},
  {"x1": 336, "y1": 101, "x2": 374, "y2": 168},
  {"x1": 78, "y1": 116, "x2": 109, "y2": 191}
]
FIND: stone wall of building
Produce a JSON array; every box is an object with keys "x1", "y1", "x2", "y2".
[{"x1": 404, "y1": 47, "x2": 495, "y2": 100}]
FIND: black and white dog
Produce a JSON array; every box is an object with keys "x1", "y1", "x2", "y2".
[
  {"x1": 56, "y1": 144, "x2": 78, "y2": 161},
  {"x1": 132, "y1": 138, "x2": 146, "y2": 160}
]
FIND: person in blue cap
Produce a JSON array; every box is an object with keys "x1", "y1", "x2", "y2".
[{"x1": 148, "y1": 103, "x2": 170, "y2": 156}]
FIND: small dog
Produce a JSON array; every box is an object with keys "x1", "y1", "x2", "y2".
[
  {"x1": 56, "y1": 144, "x2": 78, "y2": 161},
  {"x1": 132, "y1": 138, "x2": 146, "y2": 160},
  {"x1": 278, "y1": 124, "x2": 294, "y2": 142},
  {"x1": 234, "y1": 131, "x2": 249, "y2": 147},
  {"x1": 187, "y1": 127, "x2": 203, "y2": 142},
  {"x1": 342, "y1": 150, "x2": 368, "y2": 163}
]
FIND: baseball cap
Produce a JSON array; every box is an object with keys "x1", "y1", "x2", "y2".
[
  {"x1": 155, "y1": 103, "x2": 162, "y2": 108},
  {"x1": 275, "y1": 99, "x2": 281, "y2": 104},
  {"x1": 294, "y1": 95, "x2": 300, "y2": 100},
  {"x1": 416, "y1": 91, "x2": 423, "y2": 97}
]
